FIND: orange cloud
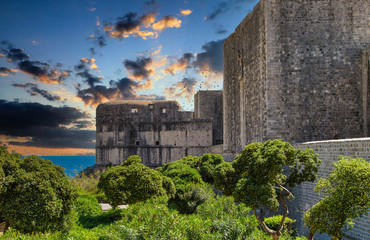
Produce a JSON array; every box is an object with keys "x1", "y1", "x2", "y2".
[
  {"x1": 152, "y1": 16, "x2": 182, "y2": 31},
  {"x1": 80, "y1": 58, "x2": 100, "y2": 71},
  {"x1": 180, "y1": 9, "x2": 192, "y2": 16},
  {"x1": 164, "y1": 77, "x2": 197, "y2": 101},
  {"x1": 0, "y1": 68, "x2": 18, "y2": 76}
]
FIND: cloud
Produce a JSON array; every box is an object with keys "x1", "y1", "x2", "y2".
[
  {"x1": 164, "y1": 77, "x2": 197, "y2": 101},
  {"x1": 193, "y1": 39, "x2": 225, "y2": 75},
  {"x1": 0, "y1": 67, "x2": 17, "y2": 76},
  {"x1": 75, "y1": 78, "x2": 154, "y2": 107},
  {"x1": 123, "y1": 56, "x2": 153, "y2": 80},
  {"x1": 0, "y1": 99, "x2": 95, "y2": 148},
  {"x1": 164, "y1": 53, "x2": 193, "y2": 75},
  {"x1": 75, "y1": 59, "x2": 103, "y2": 87},
  {"x1": 104, "y1": 12, "x2": 158, "y2": 40},
  {"x1": 12, "y1": 82, "x2": 63, "y2": 101},
  {"x1": 0, "y1": 41, "x2": 70, "y2": 84},
  {"x1": 180, "y1": 9, "x2": 192, "y2": 16},
  {"x1": 100, "y1": 12, "x2": 181, "y2": 41},
  {"x1": 152, "y1": 15, "x2": 181, "y2": 31},
  {"x1": 215, "y1": 24, "x2": 227, "y2": 34},
  {"x1": 145, "y1": 0, "x2": 158, "y2": 6},
  {"x1": 205, "y1": 0, "x2": 253, "y2": 21}
]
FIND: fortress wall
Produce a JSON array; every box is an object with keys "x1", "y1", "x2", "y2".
[
  {"x1": 194, "y1": 91, "x2": 224, "y2": 144},
  {"x1": 223, "y1": 1, "x2": 268, "y2": 153},
  {"x1": 291, "y1": 138, "x2": 370, "y2": 240},
  {"x1": 265, "y1": 0, "x2": 370, "y2": 142},
  {"x1": 362, "y1": 46, "x2": 370, "y2": 137}
]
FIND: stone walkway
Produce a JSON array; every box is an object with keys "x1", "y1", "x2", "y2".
[
  {"x1": 99, "y1": 203, "x2": 127, "y2": 211},
  {"x1": 0, "y1": 222, "x2": 5, "y2": 235}
]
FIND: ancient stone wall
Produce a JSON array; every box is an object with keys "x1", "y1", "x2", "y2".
[
  {"x1": 194, "y1": 90, "x2": 224, "y2": 144},
  {"x1": 223, "y1": 0, "x2": 370, "y2": 153},
  {"x1": 265, "y1": 0, "x2": 369, "y2": 142},
  {"x1": 96, "y1": 100, "x2": 214, "y2": 166},
  {"x1": 223, "y1": 1, "x2": 267, "y2": 153},
  {"x1": 292, "y1": 138, "x2": 370, "y2": 240},
  {"x1": 362, "y1": 45, "x2": 370, "y2": 137}
]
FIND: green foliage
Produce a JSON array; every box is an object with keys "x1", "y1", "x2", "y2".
[
  {"x1": 214, "y1": 162, "x2": 237, "y2": 196},
  {"x1": 161, "y1": 175, "x2": 176, "y2": 198},
  {"x1": 198, "y1": 153, "x2": 225, "y2": 184},
  {"x1": 264, "y1": 215, "x2": 295, "y2": 233},
  {"x1": 168, "y1": 183, "x2": 214, "y2": 214},
  {"x1": 79, "y1": 208, "x2": 124, "y2": 229},
  {"x1": 232, "y1": 140, "x2": 320, "y2": 211},
  {"x1": 304, "y1": 157, "x2": 370, "y2": 239},
  {"x1": 121, "y1": 155, "x2": 141, "y2": 166},
  {"x1": 98, "y1": 162, "x2": 166, "y2": 207},
  {"x1": 177, "y1": 155, "x2": 200, "y2": 169},
  {"x1": 71, "y1": 169, "x2": 102, "y2": 195},
  {"x1": 0, "y1": 146, "x2": 77, "y2": 233},
  {"x1": 160, "y1": 161, "x2": 204, "y2": 187},
  {"x1": 75, "y1": 195, "x2": 103, "y2": 217}
]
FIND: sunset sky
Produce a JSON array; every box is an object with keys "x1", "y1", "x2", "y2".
[{"x1": 0, "y1": 0, "x2": 258, "y2": 156}]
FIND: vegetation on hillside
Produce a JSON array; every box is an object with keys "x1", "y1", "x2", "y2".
[{"x1": 0, "y1": 141, "x2": 368, "y2": 240}]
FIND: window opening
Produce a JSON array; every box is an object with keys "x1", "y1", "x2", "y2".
[{"x1": 131, "y1": 108, "x2": 139, "y2": 113}]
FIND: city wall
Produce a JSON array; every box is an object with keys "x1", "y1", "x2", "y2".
[{"x1": 291, "y1": 138, "x2": 370, "y2": 240}]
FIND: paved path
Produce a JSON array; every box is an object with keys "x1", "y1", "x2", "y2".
[
  {"x1": 99, "y1": 203, "x2": 128, "y2": 211},
  {"x1": 0, "y1": 222, "x2": 5, "y2": 235}
]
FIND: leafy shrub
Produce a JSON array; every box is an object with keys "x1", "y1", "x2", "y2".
[
  {"x1": 98, "y1": 162, "x2": 167, "y2": 207},
  {"x1": 93, "y1": 193, "x2": 109, "y2": 203},
  {"x1": 70, "y1": 169, "x2": 102, "y2": 195},
  {"x1": 75, "y1": 195, "x2": 103, "y2": 217},
  {"x1": 79, "y1": 208, "x2": 124, "y2": 229},
  {"x1": 121, "y1": 155, "x2": 141, "y2": 166},
  {"x1": 168, "y1": 183, "x2": 214, "y2": 214},
  {"x1": 214, "y1": 162, "x2": 237, "y2": 196},
  {"x1": 161, "y1": 175, "x2": 176, "y2": 198},
  {"x1": 264, "y1": 215, "x2": 295, "y2": 234},
  {"x1": 160, "y1": 162, "x2": 204, "y2": 187},
  {"x1": 198, "y1": 153, "x2": 225, "y2": 184},
  {"x1": 0, "y1": 147, "x2": 77, "y2": 233}
]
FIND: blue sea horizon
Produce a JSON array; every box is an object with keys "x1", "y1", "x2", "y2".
[{"x1": 42, "y1": 156, "x2": 96, "y2": 177}]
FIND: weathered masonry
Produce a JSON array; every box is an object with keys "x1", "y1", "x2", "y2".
[
  {"x1": 223, "y1": 0, "x2": 370, "y2": 153},
  {"x1": 96, "y1": 91, "x2": 223, "y2": 167}
]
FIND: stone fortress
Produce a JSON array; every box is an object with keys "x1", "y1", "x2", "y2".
[
  {"x1": 96, "y1": 0, "x2": 369, "y2": 239},
  {"x1": 96, "y1": 91, "x2": 223, "y2": 167}
]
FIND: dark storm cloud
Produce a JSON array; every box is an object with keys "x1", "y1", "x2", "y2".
[
  {"x1": 123, "y1": 56, "x2": 153, "y2": 80},
  {"x1": 12, "y1": 82, "x2": 63, "y2": 101},
  {"x1": 96, "y1": 35, "x2": 107, "y2": 47},
  {"x1": 193, "y1": 39, "x2": 225, "y2": 73},
  {"x1": 115, "y1": 12, "x2": 142, "y2": 33},
  {"x1": 0, "y1": 41, "x2": 70, "y2": 84},
  {"x1": 206, "y1": 0, "x2": 253, "y2": 21},
  {"x1": 0, "y1": 99, "x2": 94, "y2": 148},
  {"x1": 89, "y1": 47, "x2": 96, "y2": 55},
  {"x1": 8, "y1": 128, "x2": 95, "y2": 149}
]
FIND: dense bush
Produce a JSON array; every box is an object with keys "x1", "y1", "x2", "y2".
[
  {"x1": 98, "y1": 156, "x2": 170, "y2": 207},
  {"x1": 304, "y1": 157, "x2": 370, "y2": 240},
  {"x1": 121, "y1": 155, "x2": 141, "y2": 166},
  {"x1": 75, "y1": 195, "x2": 103, "y2": 217},
  {"x1": 168, "y1": 183, "x2": 214, "y2": 214},
  {"x1": 159, "y1": 161, "x2": 204, "y2": 187},
  {"x1": 214, "y1": 162, "x2": 237, "y2": 196},
  {"x1": 264, "y1": 215, "x2": 295, "y2": 234},
  {"x1": 71, "y1": 169, "x2": 102, "y2": 195},
  {"x1": 0, "y1": 146, "x2": 77, "y2": 233},
  {"x1": 198, "y1": 153, "x2": 225, "y2": 184}
]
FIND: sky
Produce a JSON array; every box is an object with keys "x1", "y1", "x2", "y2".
[{"x1": 0, "y1": 0, "x2": 258, "y2": 156}]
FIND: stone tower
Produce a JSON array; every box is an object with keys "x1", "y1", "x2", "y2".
[{"x1": 223, "y1": 0, "x2": 370, "y2": 153}]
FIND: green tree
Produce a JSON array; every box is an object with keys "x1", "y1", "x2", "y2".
[
  {"x1": 0, "y1": 146, "x2": 77, "y2": 233},
  {"x1": 198, "y1": 153, "x2": 225, "y2": 184},
  {"x1": 214, "y1": 140, "x2": 321, "y2": 240},
  {"x1": 304, "y1": 157, "x2": 370, "y2": 240},
  {"x1": 98, "y1": 155, "x2": 171, "y2": 207}
]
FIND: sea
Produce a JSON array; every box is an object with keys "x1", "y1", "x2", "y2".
[{"x1": 42, "y1": 156, "x2": 96, "y2": 178}]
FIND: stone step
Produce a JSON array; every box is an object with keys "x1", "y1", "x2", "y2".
[{"x1": 99, "y1": 203, "x2": 127, "y2": 212}]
